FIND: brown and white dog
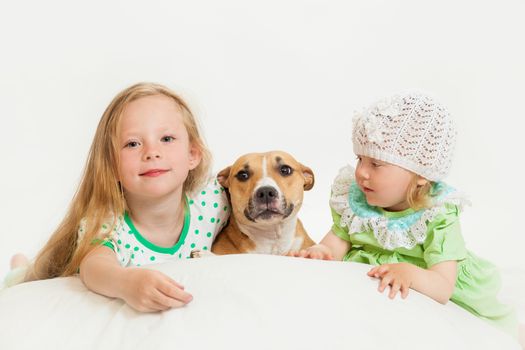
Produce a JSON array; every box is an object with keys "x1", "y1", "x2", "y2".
[{"x1": 209, "y1": 151, "x2": 315, "y2": 255}]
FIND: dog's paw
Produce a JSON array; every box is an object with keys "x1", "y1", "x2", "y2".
[
  {"x1": 190, "y1": 249, "x2": 215, "y2": 258},
  {"x1": 190, "y1": 249, "x2": 202, "y2": 258}
]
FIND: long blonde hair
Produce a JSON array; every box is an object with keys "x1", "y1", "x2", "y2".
[{"x1": 30, "y1": 82, "x2": 212, "y2": 280}]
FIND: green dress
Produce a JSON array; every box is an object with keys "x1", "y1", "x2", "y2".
[{"x1": 330, "y1": 165, "x2": 517, "y2": 337}]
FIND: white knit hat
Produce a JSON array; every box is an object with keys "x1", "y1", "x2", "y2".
[{"x1": 352, "y1": 91, "x2": 457, "y2": 182}]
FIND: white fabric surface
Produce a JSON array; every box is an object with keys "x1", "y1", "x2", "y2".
[{"x1": 0, "y1": 254, "x2": 520, "y2": 350}]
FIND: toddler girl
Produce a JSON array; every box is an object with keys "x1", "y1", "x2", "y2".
[
  {"x1": 292, "y1": 91, "x2": 519, "y2": 340},
  {"x1": 6, "y1": 82, "x2": 229, "y2": 312}
]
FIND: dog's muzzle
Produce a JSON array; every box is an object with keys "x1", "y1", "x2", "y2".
[{"x1": 243, "y1": 186, "x2": 294, "y2": 222}]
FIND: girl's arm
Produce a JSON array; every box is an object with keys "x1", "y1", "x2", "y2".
[
  {"x1": 290, "y1": 230, "x2": 351, "y2": 261},
  {"x1": 367, "y1": 260, "x2": 457, "y2": 304},
  {"x1": 79, "y1": 246, "x2": 193, "y2": 312}
]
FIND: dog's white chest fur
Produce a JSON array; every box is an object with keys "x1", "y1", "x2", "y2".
[{"x1": 237, "y1": 218, "x2": 303, "y2": 255}]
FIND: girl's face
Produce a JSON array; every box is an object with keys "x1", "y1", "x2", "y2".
[
  {"x1": 118, "y1": 94, "x2": 201, "y2": 201},
  {"x1": 354, "y1": 155, "x2": 416, "y2": 211}
]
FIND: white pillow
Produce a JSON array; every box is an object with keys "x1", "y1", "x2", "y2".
[{"x1": 0, "y1": 254, "x2": 519, "y2": 349}]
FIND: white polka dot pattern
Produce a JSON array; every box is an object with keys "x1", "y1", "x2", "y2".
[{"x1": 99, "y1": 178, "x2": 229, "y2": 267}]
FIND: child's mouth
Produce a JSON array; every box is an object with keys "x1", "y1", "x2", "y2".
[{"x1": 140, "y1": 169, "x2": 169, "y2": 177}]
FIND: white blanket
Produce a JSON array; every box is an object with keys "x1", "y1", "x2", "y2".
[{"x1": 0, "y1": 254, "x2": 519, "y2": 349}]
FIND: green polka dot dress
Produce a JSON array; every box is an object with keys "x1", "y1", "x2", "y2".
[{"x1": 93, "y1": 179, "x2": 229, "y2": 266}]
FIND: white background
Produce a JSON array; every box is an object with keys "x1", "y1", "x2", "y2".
[{"x1": 1, "y1": 0, "x2": 524, "y2": 279}]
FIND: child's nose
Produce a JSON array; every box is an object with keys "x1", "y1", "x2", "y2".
[
  {"x1": 145, "y1": 154, "x2": 160, "y2": 160},
  {"x1": 143, "y1": 145, "x2": 161, "y2": 160},
  {"x1": 355, "y1": 164, "x2": 370, "y2": 180}
]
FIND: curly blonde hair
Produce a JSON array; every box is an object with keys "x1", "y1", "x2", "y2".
[{"x1": 406, "y1": 175, "x2": 434, "y2": 211}]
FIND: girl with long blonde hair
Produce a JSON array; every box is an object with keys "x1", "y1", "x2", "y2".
[{"x1": 6, "y1": 82, "x2": 229, "y2": 312}]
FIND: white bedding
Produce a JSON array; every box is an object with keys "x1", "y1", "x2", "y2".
[{"x1": 0, "y1": 254, "x2": 520, "y2": 349}]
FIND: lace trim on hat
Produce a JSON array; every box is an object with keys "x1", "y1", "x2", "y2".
[
  {"x1": 352, "y1": 95, "x2": 403, "y2": 144},
  {"x1": 329, "y1": 165, "x2": 470, "y2": 250}
]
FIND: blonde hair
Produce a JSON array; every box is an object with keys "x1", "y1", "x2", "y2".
[
  {"x1": 29, "y1": 82, "x2": 211, "y2": 280},
  {"x1": 406, "y1": 175, "x2": 434, "y2": 211}
]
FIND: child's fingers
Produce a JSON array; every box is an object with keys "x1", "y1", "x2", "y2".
[
  {"x1": 288, "y1": 250, "x2": 303, "y2": 257},
  {"x1": 309, "y1": 251, "x2": 320, "y2": 259},
  {"x1": 150, "y1": 299, "x2": 172, "y2": 312},
  {"x1": 368, "y1": 265, "x2": 387, "y2": 277},
  {"x1": 376, "y1": 265, "x2": 390, "y2": 276},
  {"x1": 389, "y1": 280, "x2": 402, "y2": 299},
  {"x1": 323, "y1": 253, "x2": 334, "y2": 261},
  {"x1": 299, "y1": 249, "x2": 310, "y2": 258},
  {"x1": 367, "y1": 267, "x2": 378, "y2": 276},
  {"x1": 302, "y1": 250, "x2": 316, "y2": 259},
  {"x1": 158, "y1": 276, "x2": 193, "y2": 304},
  {"x1": 153, "y1": 290, "x2": 189, "y2": 309},
  {"x1": 130, "y1": 299, "x2": 167, "y2": 313},
  {"x1": 170, "y1": 279, "x2": 185, "y2": 290},
  {"x1": 149, "y1": 297, "x2": 184, "y2": 312},
  {"x1": 400, "y1": 284, "x2": 410, "y2": 299},
  {"x1": 160, "y1": 273, "x2": 185, "y2": 290},
  {"x1": 310, "y1": 251, "x2": 328, "y2": 260},
  {"x1": 378, "y1": 274, "x2": 393, "y2": 293}
]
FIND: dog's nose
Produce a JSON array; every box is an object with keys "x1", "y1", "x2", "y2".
[{"x1": 255, "y1": 186, "x2": 278, "y2": 203}]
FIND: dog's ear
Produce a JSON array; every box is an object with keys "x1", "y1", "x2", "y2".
[
  {"x1": 217, "y1": 166, "x2": 232, "y2": 188},
  {"x1": 300, "y1": 164, "x2": 315, "y2": 191}
]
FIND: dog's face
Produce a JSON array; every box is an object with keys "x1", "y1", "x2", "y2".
[{"x1": 217, "y1": 151, "x2": 314, "y2": 226}]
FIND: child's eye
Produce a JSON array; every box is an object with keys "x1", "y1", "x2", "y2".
[
  {"x1": 125, "y1": 141, "x2": 140, "y2": 148},
  {"x1": 161, "y1": 136, "x2": 175, "y2": 143},
  {"x1": 356, "y1": 156, "x2": 362, "y2": 162},
  {"x1": 372, "y1": 162, "x2": 381, "y2": 167}
]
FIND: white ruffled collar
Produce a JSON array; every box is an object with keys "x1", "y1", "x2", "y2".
[{"x1": 329, "y1": 165, "x2": 470, "y2": 250}]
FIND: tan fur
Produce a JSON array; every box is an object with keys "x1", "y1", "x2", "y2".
[{"x1": 211, "y1": 151, "x2": 315, "y2": 255}]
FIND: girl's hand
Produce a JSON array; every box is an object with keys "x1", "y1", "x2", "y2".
[
  {"x1": 120, "y1": 268, "x2": 193, "y2": 312},
  {"x1": 367, "y1": 263, "x2": 416, "y2": 299},
  {"x1": 288, "y1": 244, "x2": 334, "y2": 260}
]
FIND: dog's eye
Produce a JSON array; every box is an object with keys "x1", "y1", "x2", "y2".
[
  {"x1": 279, "y1": 165, "x2": 293, "y2": 176},
  {"x1": 235, "y1": 170, "x2": 250, "y2": 182}
]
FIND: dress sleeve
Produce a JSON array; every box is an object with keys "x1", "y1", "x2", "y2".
[
  {"x1": 331, "y1": 208, "x2": 351, "y2": 242},
  {"x1": 104, "y1": 216, "x2": 138, "y2": 267},
  {"x1": 329, "y1": 165, "x2": 356, "y2": 242},
  {"x1": 77, "y1": 217, "x2": 129, "y2": 266},
  {"x1": 77, "y1": 217, "x2": 115, "y2": 247},
  {"x1": 423, "y1": 203, "x2": 467, "y2": 267},
  {"x1": 191, "y1": 177, "x2": 231, "y2": 239},
  {"x1": 211, "y1": 179, "x2": 230, "y2": 237}
]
